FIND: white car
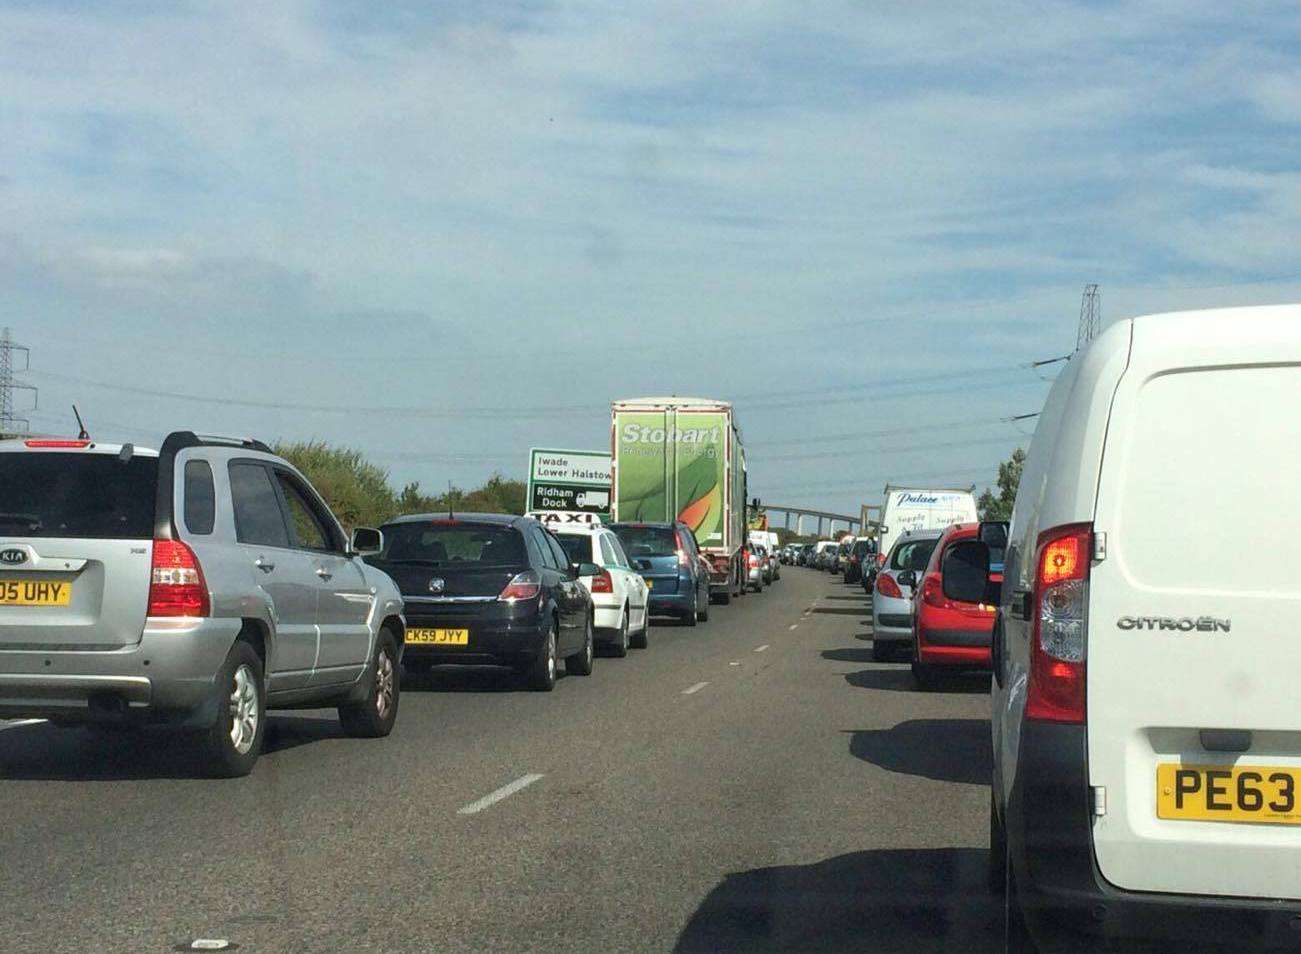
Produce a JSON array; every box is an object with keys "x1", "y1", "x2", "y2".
[
  {"x1": 984, "y1": 306, "x2": 1301, "y2": 950},
  {"x1": 551, "y1": 523, "x2": 650, "y2": 656}
]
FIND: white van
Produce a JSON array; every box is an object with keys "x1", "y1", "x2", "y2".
[
  {"x1": 983, "y1": 306, "x2": 1301, "y2": 949},
  {"x1": 876, "y1": 486, "x2": 976, "y2": 570}
]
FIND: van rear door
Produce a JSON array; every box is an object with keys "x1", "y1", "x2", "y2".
[
  {"x1": 1088, "y1": 310, "x2": 1301, "y2": 899},
  {"x1": 0, "y1": 447, "x2": 158, "y2": 650}
]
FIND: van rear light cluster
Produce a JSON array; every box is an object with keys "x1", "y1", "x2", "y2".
[
  {"x1": 148, "y1": 539, "x2": 210, "y2": 617},
  {"x1": 875, "y1": 573, "x2": 903, "y2": 599},
  {"x1": 1027, "y1": 523, "x2": 1091, "y2": 723},
  {"x1": 589, "y1": 568, "x2": 614, "y2": 593},
  {"x1": 498, "y1": 570, "x2": 542, "y2": 602}
]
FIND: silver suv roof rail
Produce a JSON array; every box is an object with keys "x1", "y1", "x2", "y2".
[{"x1": 154, "y1": 431, "x2": 275, "y2": 539}]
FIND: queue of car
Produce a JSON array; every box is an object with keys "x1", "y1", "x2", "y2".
[{"x1": 0, "y1": 432, "x2": 787, "y2": 778}]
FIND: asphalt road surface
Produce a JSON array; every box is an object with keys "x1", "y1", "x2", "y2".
[{"x1": 0, "y1": 567, "x2": 1001, "y2": 954}]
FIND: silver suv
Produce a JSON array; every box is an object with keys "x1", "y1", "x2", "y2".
[{"x1": 0, "y1": 431, "x2": 405, "y2": 776}]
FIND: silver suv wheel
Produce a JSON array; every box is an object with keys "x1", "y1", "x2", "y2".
[
  {"x1": 229, "y1": 663, "x2": 260, "y2": 756},
  {"x1": 375, "y1": 647, "x2": 395, "y2": 720}
]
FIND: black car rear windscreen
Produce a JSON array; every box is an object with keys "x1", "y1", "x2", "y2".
[{"x1": 377, "y1": 523, "x2": 526, "y2": 567}]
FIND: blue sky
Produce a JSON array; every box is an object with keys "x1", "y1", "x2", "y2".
[{"x1": 3, "y1": 1, "x2": 1301, "y2": 515}]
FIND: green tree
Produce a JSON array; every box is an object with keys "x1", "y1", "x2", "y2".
[
  {"x1": 977, "y1": 447, "x2": 1026, "y2": 521},
  {"x1": 274, "y1": 440, "x2": 399, "y2": 530}
]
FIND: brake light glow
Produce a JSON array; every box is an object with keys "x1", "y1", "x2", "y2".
[
  {"x1": 921, "y1": 573, "x2": 946, "y2": 608},
  {"x1": 1027, "y1": 523, "x2": 1091, "y2": 723},
  {"x1": 25, "y1": 439, "x2": 91, "y2": 448},
  {"x1": 147, "y1": 539, "x2": 210, "y2": 617},
  {"x1": 589, "y1": 567, "x2": 614, "y2": 593},
  {"x1": 875, "y1": 573, "x2": 903, "y2": 599},
  {"x1": 747, "y1": 551, "x2": 760, "y2": 568},
  {"x1": 498, "y1": 570, "x2": 542, "y2": 602}
]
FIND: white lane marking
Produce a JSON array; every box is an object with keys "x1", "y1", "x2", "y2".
[
  {"x1": 754, "y1": 644, "x2": 769, "y2": 653},
  {"x1": 789, "y1": 624, "x2": 799, "y2": 630},
  {"x1": 457, "y1": 773, "x2": 545, "y2": 816},
  {"x1": 729, "y1": 661, "x2": 740, "y2": 667},
  {"x1": 0, "y1": 719, "x2": 44, "y2": 732},
  {"x1": 682, "y1": 681, "x2": 709, "y2": 695}
]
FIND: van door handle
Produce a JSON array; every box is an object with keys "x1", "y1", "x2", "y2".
[
  {"x1": 255, "y1": 558, "x2": 275, "y2": 573},
  {"x1": 315, "y1": 567, "x2": 333, "y2": 581}
]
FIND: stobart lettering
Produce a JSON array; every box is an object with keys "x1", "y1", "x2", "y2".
[{"x1": 621, "y1": 424, "x2": 721, "y2": 445}]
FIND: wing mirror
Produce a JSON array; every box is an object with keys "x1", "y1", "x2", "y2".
[
  {"x1": 350, "y1": 527, "x2": 383, "y2": 555},
  {"x1": 941, "y1": 540, "x2": 991, "y2": 604}
]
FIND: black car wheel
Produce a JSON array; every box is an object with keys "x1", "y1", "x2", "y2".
[
  {"x1": 697, "y1": 586, "x2": 710, "y2": 622},
  {"x1": 526, "y1": 626, "x2": 558, "y2": 691},
  {"x1": 566, "y1": 615, "x2": 594, "y2": 676},
  {"x1": 631, "y1": 608, "x2": 649, "y2": 649}
]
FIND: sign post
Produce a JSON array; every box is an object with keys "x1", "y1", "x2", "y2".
[{"x1": 527, "y1": 448, "x2": 612, "y2": 518}]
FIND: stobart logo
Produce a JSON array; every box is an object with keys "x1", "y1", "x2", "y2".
[{"x1": 622, "y1": 424, "x2": 720, "y2": 444}]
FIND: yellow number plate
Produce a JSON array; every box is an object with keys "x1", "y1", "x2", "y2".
[
  {"x1": 1157, "y1": 763, "x2": 1301, "y2": 825},
  {"x1": 0, "y1": 580, "x2": 72, "y2": 606},
  {"x1": 645, "y1": 579, "x2": 653, "y2": 589},
  {"x1": 406, "y1": 628, "x2": 469, "y2": 646}
]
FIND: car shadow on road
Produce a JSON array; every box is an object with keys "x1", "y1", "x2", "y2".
[
  {"x1": 822, "y1": 595, "x2": 869, "y2": 601},
  {"x1": 821, "y1": 647, "x2": 877, "y2": 664},
  {"x1": 674, "y1": 847, "x2": 1003, "y2": 953},
  {"x1": 846, "y1": 719, "x2": 992, "y2": 785},
  {"x1": 0, "y1": 714, "x2": 343, "y2": 780},
  {"x1": 402, "y1": 666, "x2": 529, "y2": 693},
  {"x1": 809, "y1": 607, "x2": 868, "y2": 616}
]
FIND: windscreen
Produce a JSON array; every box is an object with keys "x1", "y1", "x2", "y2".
[
  {"x1": 0, "y1": 452, "x2": 158, "y2": 539},
  {"x1": 377, "y1": 523, "x2": 525, "y2": 567},
  {"x1": 612, "y1": 526, "x2": 677, "y2": 558},
  {"x1": 890, "y1": 537, "x2": 938, "y2": 571}
]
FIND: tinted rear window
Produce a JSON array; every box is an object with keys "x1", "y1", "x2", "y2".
[
  {"x1": 612, "y1": 526, "x2": 677, "y2": 558},
  {"x1": 555, "y1": 534, "x2": 591, "y2": 564},
  {"x1": 0, "y1": 452, "x2": 158, "y2": 539},
  {"x1": 377, "y1": 523, "x2": 525, "y2": 567},
  {"x1": 890, "y1": 538, "x2": 938, "y2": 571}
]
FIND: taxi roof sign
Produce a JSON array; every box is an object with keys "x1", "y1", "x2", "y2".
[{"x1": 526, "y1": 510, "x2": 603, "y2": 527}]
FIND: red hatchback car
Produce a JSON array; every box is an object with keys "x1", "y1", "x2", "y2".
[{"x1": 910, "y1": 522, "x2": 1004, "y2": 690}]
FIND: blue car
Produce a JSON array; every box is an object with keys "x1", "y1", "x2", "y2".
[{"x1": 609, "y1": 521, "x2": 710, "y2": 627}]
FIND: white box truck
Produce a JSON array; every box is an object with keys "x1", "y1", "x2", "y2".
[{"x1": 876, "y1": 485, "x2": 977, "y2": 568}]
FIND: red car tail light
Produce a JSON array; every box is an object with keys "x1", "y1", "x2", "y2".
[
  {"x1": 589, "y1": 568, "x2": 614, "y2": 593},
  {"x1": 1026, "y1": 523, "x2": 1092, "y2": 723},
  {"x1": 920, "y1": 573, "x2": 946, "y2": 608},
  {"x1": 499, "y1": 570, "x2": 542, "y2": 602},
  {"x1": 147, "y1": 539, "x2": 210, "y2": 617},
  {"x1": 875, "y1": 573, "x2": 903, "y2": 599},
  {"x1": 747, "y1": 551, "x2": 760, "y2": 568}
]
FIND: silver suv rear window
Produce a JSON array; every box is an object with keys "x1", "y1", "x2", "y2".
[{"x1": 0, "y1": 452, "x2": 157, "y2": 539}]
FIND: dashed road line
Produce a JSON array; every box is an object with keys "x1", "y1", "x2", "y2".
[
  {"x1": 788, "y1": 624, "x2": 799, "y2": 631},
  {"x1": 754, "y1": 645, "x2": 769, "y2": 653},
  {"x1": 682, "y1": 681, "x2": 709, "y2": 695},
  {"x1": 0, "y1": 719, "x2": 44, "y2": 732},
  {"x1": 457, "y1": 773, "x2": 545, "y2": 815},
  {"x1": 729, "y1": 661, "x2": 740, "y2": 667}
]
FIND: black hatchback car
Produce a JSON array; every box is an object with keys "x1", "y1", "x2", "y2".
[
  {"x1": 365, "y1": 513, "x2": 596, "y2": 691},
  {"x1": 608, "y1": 521, "x2": 710, "y2": 626}
]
